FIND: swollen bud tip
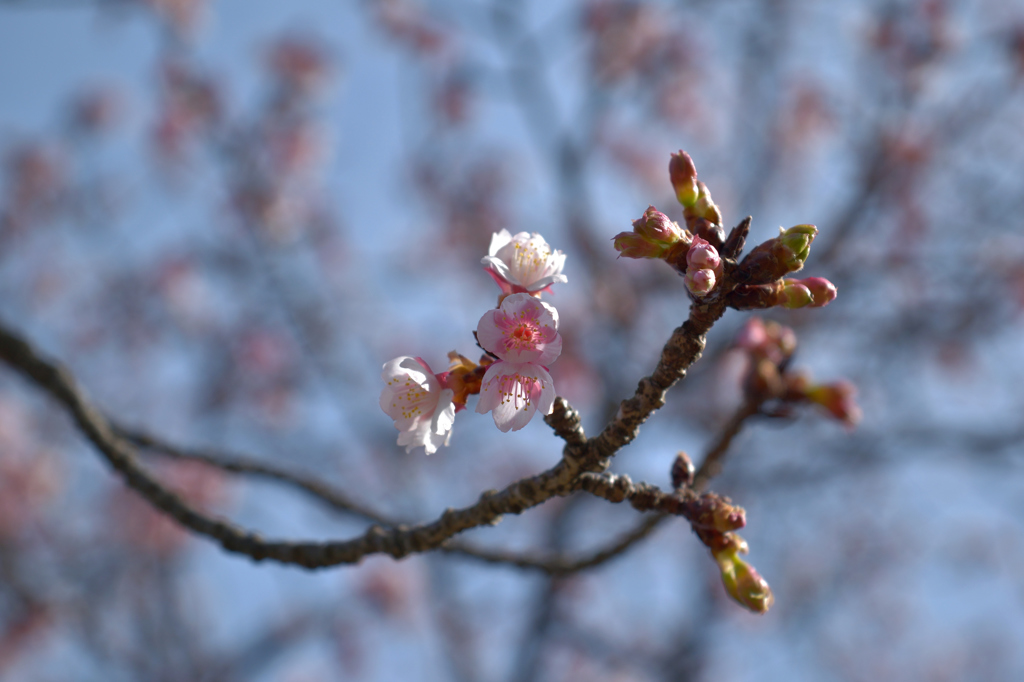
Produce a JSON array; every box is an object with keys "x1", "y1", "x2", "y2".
[
  {"x1": 712, "y1": 534, "x2": 774, "y2": 614},
  {"x1": 669, "y1": 151, "x2": 699, "y2": 208}
]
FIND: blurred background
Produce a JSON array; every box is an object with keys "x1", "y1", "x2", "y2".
[{"x1": 2, "y1": 0, "x2": 1024, "y2": 680}]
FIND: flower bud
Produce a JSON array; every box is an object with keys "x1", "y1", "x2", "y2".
[
  {"x1": 684, "y1": 268, "x2": 717, "y2": 296},
  {"x1": 671, "y1": 451, "x2": 695, "y2": 488},
  {"x1": 613, "y1": 232, "x2": 667, "y2": 259},
  {"x1": 799, "y1": 276, "x2": 838, "y2": 307},
  {"x1": 805, "y1": 380, "x2": 862, "y2": 427},
  {"x1": 682, "y1": 237, "x2": 724, "y2": 297},
  {"x1": 736, "y1": 224, "x2": 819, "y2": 286},
  {"x1": 613, "y1": 206, "x2": 687, "y2": 260},
  {"x1": 633, "y1": 205, "x2": 683, "y2": 243},
  {"x1": 713, "y1": 537, "x2": 774, "y2": 614},
  {"x1": 777, "y1": 224, "x2": 818, "y2": 271},
  {"x1": 669, "y1": 151, "x2": 699, "y2": 207},
  {"x1": 766, "y1": 321, "x2": 797, "y2": 359},
  {"x1": 692, "y1": 182, "x2": 723, "y2": 226},
  {"x1": 779, "y1": 280, "x2": 814, "y2": 309},
  {"x1": 747, "y1": 357, "x2": 785, "y2": 398},
  {"x1": 735, "y1": 317, "x2": 769, "y2": 351},
  {"x1": 687, "y1": 236, "x2": 722, "y2": 271}
]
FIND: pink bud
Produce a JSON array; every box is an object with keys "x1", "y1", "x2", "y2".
[
  {"x1": 633, "y1": 205, "x2": 681, "y2": 243},
  {"x1": 799, "y1": 277, "x2": 838, "y2": 307},
  {"x1": 669, "y1": 151, "x2": 700, "y2": 207},
  {"x1": 612, "y1": 232, "x2": 667, "y2": 259},
  {"x1": 685, "y1": 268, "x2": 716, "y2": 296},
  {"x1": 687, "y1": 236, "x2": 722, "y2": 271},
  {"x1": 614, "y1": 206, "x2": 686, "y2": 260},
  {"x1": 735, "y1": 318, "x2": 768, "y2": 351}
]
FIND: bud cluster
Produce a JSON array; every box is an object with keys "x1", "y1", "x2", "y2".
[
  {"x1": 616, "y1": 151, "x2": 837, "y2": 312},
  {"x1": 682, "y1": 236, "x2": 724, "y2": 297},
  {"x1": 668, "y1": 456, "x2": 771, "y2": 614},
  {"x1": 728, "y1": 275, "x2": 838, "y2": 310},
  {"x1": 734, "y1": 318, "x2": 862, "y2": 428}
]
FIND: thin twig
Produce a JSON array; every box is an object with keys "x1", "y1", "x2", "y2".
[
  {"x1": 116, "y1": 424, "x2": 397, "y2": 525},
  {"x1": 692, "y1": 397, "x2": 762, "y2": 492},
  {"x1": 441, "y1": 514, "x2": 667, "y2": 576}
]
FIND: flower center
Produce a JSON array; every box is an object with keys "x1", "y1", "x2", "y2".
[
  {"x1": 503, "y1": 319, "x2": 541, "y2": 353},
  {"x1": 511, "y1": 241, "x2": 550, "y2": 279}
]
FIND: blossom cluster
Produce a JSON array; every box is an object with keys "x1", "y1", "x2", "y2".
[{"x1": 380, "y1": 230, "x2": 567, "y2": 454}]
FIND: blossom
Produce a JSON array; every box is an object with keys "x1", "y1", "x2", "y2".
[
  {"x1": 475, "y1": 293, "x2": 561, "y2": 431},
  {"x1": 476, "y1": 363, "x2": 557, "y2": 432},
  {"x1": 380, "y1": 356, "x2": 455, "y2": 454},
  {"x1": 481, "y1": 230, "x2": 567, "y2": 296}
]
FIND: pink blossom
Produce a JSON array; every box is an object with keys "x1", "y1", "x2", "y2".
[
  {"x1": 475, "y1": 363, "x2": 556, "y2": 433},
  {"x1": 475, "y1": 293, "x2": 562, "y2": 431},
  {"x1": 380, "y1": 357, "x2": 455, "y2": 454},
  {"x1": 476, "y1": 293, "x2": 561, "y2": 364},
  {"x1": 481, "y1": 230, "x2": 567, "y2": 295}
]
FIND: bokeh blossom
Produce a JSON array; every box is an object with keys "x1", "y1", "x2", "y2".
[
  {"x1": 475, "y1": 293, "x2": 561, "y2": 432},
  {"x1": 380, "y1": 356, "x2": 455, "y2": 454},
  {"x1": 481, "y1": 230, "x2": 567, "y2": 296}
]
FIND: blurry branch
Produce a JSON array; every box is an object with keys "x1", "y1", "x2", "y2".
[
  {"x1": 819, "y1": 80, "x2": 1019, "y2": 272},
  {"x1": 115, "y1": 424, "x2": 397, "y2": 525},
  {"x1": 692, "y1": 397, "x2": 762, "y2": 491},
  {"x1": 442, "y1": 514, "x2": 666, "y2": 576},
  {"x1": 0, "y1": 291, "x2": 724, "y2": 568},
  {"x1": 510, "y1": 494, "x2": 579, "y2": 682}
]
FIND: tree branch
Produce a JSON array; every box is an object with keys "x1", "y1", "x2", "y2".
[
  {"x1": 116, "y1": 424, "x2": 398, "y2": 525},
  {"x1": 0, "y1": 291, "x2": 721, "y2": 569},
  {"x1": 692, "y1": 397, "x2": 762, "y2": 492}
]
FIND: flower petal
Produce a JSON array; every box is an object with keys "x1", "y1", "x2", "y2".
[{"x1": 476, "y1": 361, "x2": 555, "y2": 432}]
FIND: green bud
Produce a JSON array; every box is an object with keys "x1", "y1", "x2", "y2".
[
  {"x1": 775, "y1": 224, "x2": 818, "y2": 272},
  {"x1": 779, "y1": 280, "x2": 814, "y2": 309},
  {"x1": 712, "y1": 534, "x2": 774, "y2": 614}
]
